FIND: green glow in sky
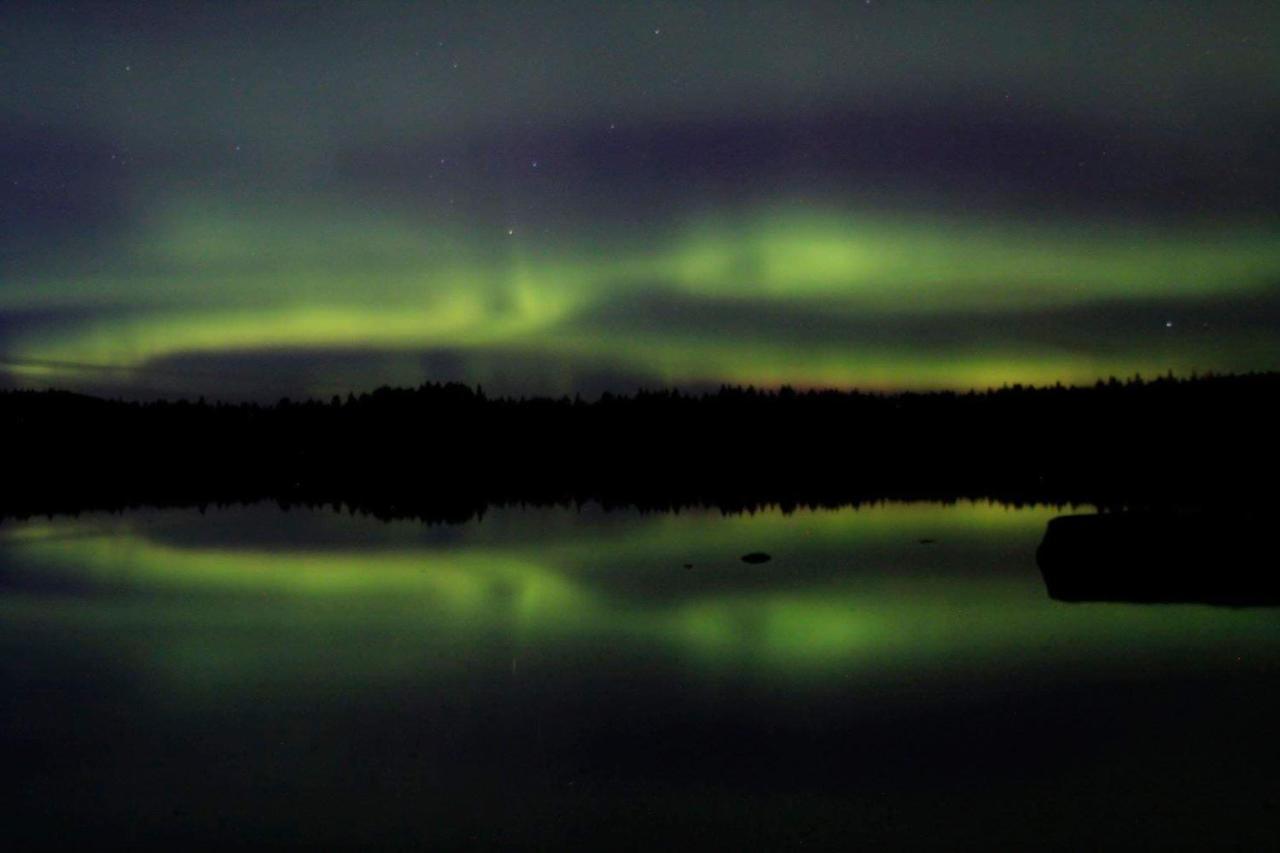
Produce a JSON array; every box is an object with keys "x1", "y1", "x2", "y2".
[
  {"x1": 4, "y1": 1, "x2": 1279, "y2": 397},
  {"x1": 5, "y1": 201, "x2": 1278, "y2": 396}
]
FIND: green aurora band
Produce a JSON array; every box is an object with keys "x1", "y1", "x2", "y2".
[
  {"x1": 5, "y1": 2, "x2": 1279, "y2": 398},
  {"x1": 5, "y1": 199, "x2": 1279, "y2": 396}
]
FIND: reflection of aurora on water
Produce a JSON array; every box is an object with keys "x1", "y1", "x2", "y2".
[{"x1": 6, "y1": 503, "x2": 1278, "y2": 693}]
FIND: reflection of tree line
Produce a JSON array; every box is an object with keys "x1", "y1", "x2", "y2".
[{"x1": 3, "y1": 372, "x2": 1276, "y2": 521}]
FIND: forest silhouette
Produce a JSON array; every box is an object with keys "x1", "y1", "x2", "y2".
[{"x1": 3, "y1": 372, "x2": 1276, "y2": 523}]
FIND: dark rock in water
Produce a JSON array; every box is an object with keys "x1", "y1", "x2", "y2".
[
  {"x1": 918, "y1": 538, "x2": 937, "y2": 544},
  {"x1": 741, "y1": 552, "x2": 771, "y2": 564},
  {"x1": 1036, "y1": 512, "x2": 1277, "y2": 606},
  {"x1": 682, "y1": 563, "x2": 693, "y2": 570}
]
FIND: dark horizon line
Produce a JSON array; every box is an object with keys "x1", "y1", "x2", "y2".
[
  {"x1": 5, "y1": 368, "x2": 1279, "y2": 525},
  {"x1": 0, "y1": 492, "x2": 1099, "y2": 528},
  {"x1": 4, "y1": 367, "x2": 1273, "y2": 410}
]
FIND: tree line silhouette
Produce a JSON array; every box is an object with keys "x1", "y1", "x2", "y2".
[{"x1": 3, "y1": 372, "x2": 1277, "y2": 522}]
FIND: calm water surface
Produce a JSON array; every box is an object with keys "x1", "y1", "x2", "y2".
[{"x1": 2, "y1": 502, "x2": 1277, "y2": 850}]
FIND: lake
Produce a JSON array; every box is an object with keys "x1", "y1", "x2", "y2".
[{"x1": 3, "y1": 501, "x2": 1278, "y2": 850}]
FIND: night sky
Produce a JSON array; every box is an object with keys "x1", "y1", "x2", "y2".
[{"x1": 4, "y1": 1, "x2": 1278, "y2": 400}]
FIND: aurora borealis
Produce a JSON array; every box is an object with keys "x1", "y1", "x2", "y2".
[
  {"x1": 4, "y1": 1, "x2": 1278, "y2": 399},
  {"x1": 10, "y1": 501, "x2": 1279, "y2": 684}
]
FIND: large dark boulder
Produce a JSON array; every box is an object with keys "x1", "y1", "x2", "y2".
[{"x1": 1036, "y1": 512, "x2": 1277, "y2": 605}]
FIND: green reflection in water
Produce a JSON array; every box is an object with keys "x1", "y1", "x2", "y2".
[{"x1": 2, "y1": 502, "x2": 1277, "y2": 699}]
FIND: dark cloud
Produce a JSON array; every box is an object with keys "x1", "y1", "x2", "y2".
[
  {"x1": 577, "y1": 284, "x2": 1280, "y2": 357},
  {"x1": 0, "y1": 305, "x2": 137, "y2": 343},
  {"x1": 121, "y1": 346, "x2": 667, "y2": 401},
  {"x1": 336, "y1": 104, "x2": 1280, "y2": 222}
]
